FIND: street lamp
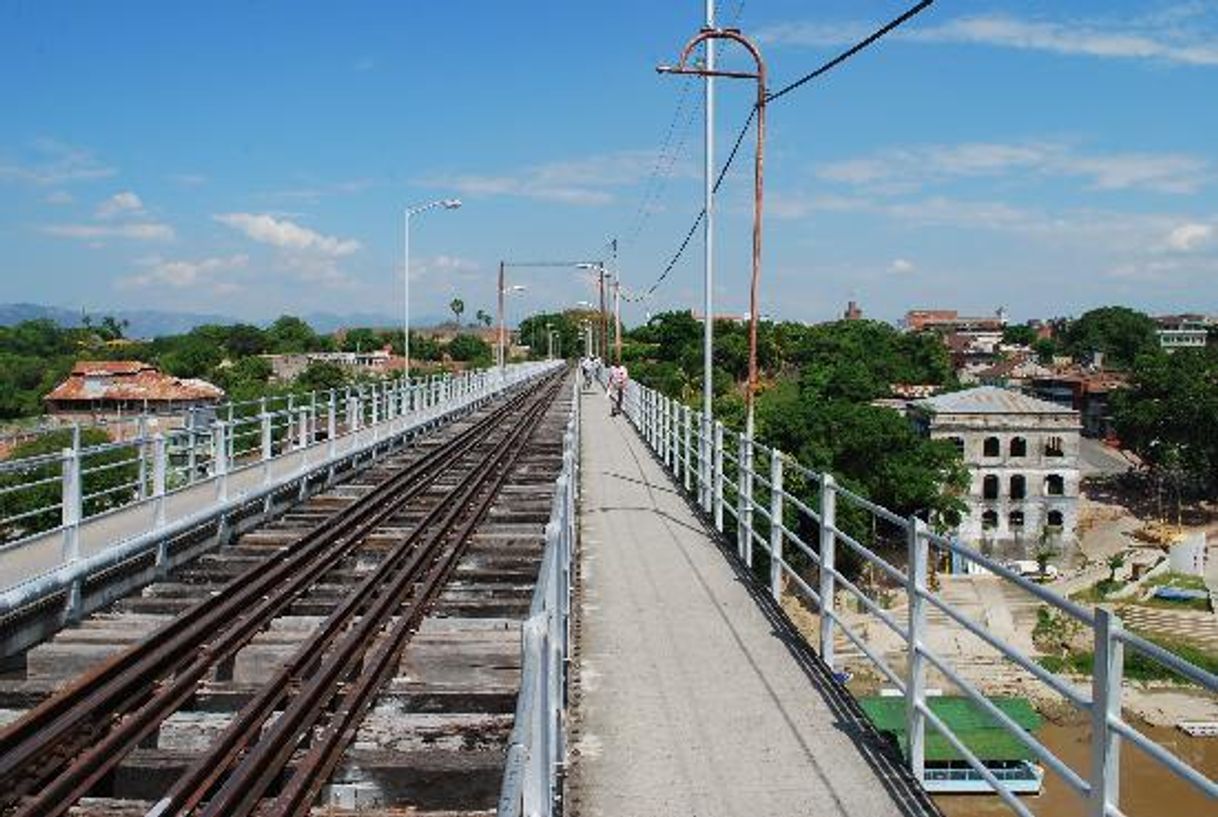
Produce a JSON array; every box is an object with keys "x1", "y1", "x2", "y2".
[
  {"x1": 660, "y1": 27, "x2": 767, "y2": 441},
  {"x1": 576, "y1": 262, "x2": 613, "y2": 365},
  {"x1": 403, "y1": 198, "x2": 461, "y2": 381},
  {"x1": 496, "y1": 270, "x2": 527, "y2": 370}
]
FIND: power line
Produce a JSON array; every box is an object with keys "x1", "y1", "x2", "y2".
[
  {"x1": 635, "y1": 0, "x2": 934, "y2": 300},
  {"x1": 766, "y1": 0, "x2": 933, "y2": 103}
]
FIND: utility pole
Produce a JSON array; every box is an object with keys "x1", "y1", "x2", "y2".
[
  {"x1": 613, "y1": 274, "x2": 622, "y2": 364},
  {"x1": 598, "y1": 267, "x2": 607, "y2": 362}
]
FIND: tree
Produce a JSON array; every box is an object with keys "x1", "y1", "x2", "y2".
[
  {"x1": 1002, "y1": 324, "x2": 1037, "y2": 346},
  {"x1": 1106, "y1": 553, "x2": 1126, "y2": 583},
  {"x1": 475, "y1": 309, "x2": 492, "y2": 328},
  {"x1": 1033, "y1": 338, "x2": 1058, "y2": 365},
  {"x1": 447, "y1": 333, "x2": 492, "y2": 364},
  {"x1": 342, "y1": 327, "x2": 380, "y2": 352},
  {"x1": 266, "y1": 315, "x2": 323, "y2": 353},
  {"x1": 1064, "y1": 306, "x2": 1158, "y2": 369},
  {"x1": 212, "y1": 356, "x2": 273, "y2": 400},
  {"x1": 295, "y1": 360, "x2": 348, "y2": 392},
  {"x1": 1113, "y1": 349, "x2": 1218, "y2": 499},
  {"x1": 450, "y1": 298, "x2": 465, "y2": 326}
]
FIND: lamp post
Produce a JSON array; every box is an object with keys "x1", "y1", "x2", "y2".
[
  {"x1": 660, "y1": 27, "x2": 766, "y2": 441},
  {"x1": 496, "y1": 263, "x2": 527, "y2": 372},
  {"x1": 403, "y1": 198, "x2": 461, "y2": 381}
]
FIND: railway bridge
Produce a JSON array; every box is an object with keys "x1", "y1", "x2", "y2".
[{"x1": 0, "y1": 363, "x2": 1214, "y2": 817}]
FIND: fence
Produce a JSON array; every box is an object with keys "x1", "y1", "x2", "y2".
[
  {"x1": 618, "y1": 378, "x2": 1217, "y2": 817},
  {"x1": 0, "y1": 363, "x2": 562, "y2": 649},
  {"x1": 498, "y1": 375, "x2": 579, "y2": 817}
]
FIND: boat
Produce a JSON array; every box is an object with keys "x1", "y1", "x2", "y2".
[{"x1": 859, "y1": 695, "x2": 1045, "y2": 795}]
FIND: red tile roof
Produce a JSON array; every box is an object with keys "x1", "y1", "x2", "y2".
[{"x1": 45, "y1": 360, "x2": 224, "y2": 404}]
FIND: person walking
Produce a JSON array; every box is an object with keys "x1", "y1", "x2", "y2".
[{"x1": 608, "y1": 361, "x2": 628, "y2": 417}]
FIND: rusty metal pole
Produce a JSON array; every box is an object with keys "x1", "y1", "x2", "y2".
[
  {"x1": 613, "y1": 274, "x2": 622, "y2": 365},
  {"x1": 598, "y1": 267, "x2": 607, "y2": 362},
  {"x1": 746, "y1": 59, "x2": 766, "y2": 442},
  {"x1": 658, "y1": 28, "x2": 767, "y2": 440}
]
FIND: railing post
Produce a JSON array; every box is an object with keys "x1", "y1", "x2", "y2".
[
  {"x1": 152, "y1": 433, "x2": 167, "y2": 528},
  {"x1": 736, "y1": 431, "x2": 751, "y2": 565},
  {"x1": 1089, "y1": 608, "x2": 1123, "y2": 817},
  {"x1": 298, "y1": 407, "x2": 309, "y2": 449},
  {"x1": 683, "y1": 404, "x2": 692, "y2": 491},
  {"x1": 327, "y1": 390, "x2": 338, "y2": 458},
  {"x1": 261, "y1": 412, "x2": 273, "y2": 460},
  {"x1": 136, "y1": 416, "x2": 148, "y2": 500},
  {"x1": 61, "y1": 445, "x2": 81, "y2": 553},
  {"x1": 818, "y1": 473, "x2": 837, "y2": 668},
  {"x1": 713, "y1": 421, "x2": 724, "y2": 532},
  {"x1": 187, "y1": 411, "x2": 198, "y2": 485},
  {"x1": 770, "y1": 452, "x2": 785, "y2": 601},
  {"x1": 906, "y1": 516, "x2": 928, "y2": 784},
  {"x1": 213, "y1": 420, "x2": 229, "y2": 502}
]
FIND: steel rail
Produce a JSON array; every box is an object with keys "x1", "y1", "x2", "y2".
[
  {"x1": 0, "y1": 375, "x2": 554, "y2": 815},
  {"x1": 203, "y1": 374, "x2": 564, "y2": 817},
  {"x1": 154, "y1": 373, "x2": 564, "y2": 816}
]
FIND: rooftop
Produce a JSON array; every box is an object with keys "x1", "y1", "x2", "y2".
[
  {"x1": 45, "y1": 360, "x2": 224, "y2": 404},
  {"x1": 914, "y1": 386, "x2": 1077, "y2": 416},
  {"x1": 860, "y1": 695, "x2": 1041, "y2": 763}
]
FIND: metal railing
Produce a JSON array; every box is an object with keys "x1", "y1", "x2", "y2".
[
  {"x1": 618, "y1": 378, "x2": 1217, "y2": 817},
  {"x1": 0, "y1": 363, "x2": 561, "y2": 628},
  {"x1": 499, "y1": 374, "x2": 579, "y2": 817}
]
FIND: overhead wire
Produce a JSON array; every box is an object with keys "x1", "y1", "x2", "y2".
[{"x1": 633, "y1": 0, "x2": 934, "y2": 302}]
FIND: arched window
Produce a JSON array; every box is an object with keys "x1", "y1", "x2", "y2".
[
  {"x1": 1046, "y1": 474, "x2": 1065, "y2": 496},
  {"x1": 982, "y1": 510, "x2": 999, "y2": 530},
  {"x1": 1010, "y1": 437, "x2": 1027, "y2": 457},
  {"x1": 1010, "y1": 474, "x2": 1026, "y2": 500},
  {"x1": 983, "y1": 475, "x2": 1000, "y2": 500},
  {"x1": 1009, "y1": 510, "x2": 1025, "y2": 529},
  {"x1": 984, "y1": 436, "x2": 1001, "y2": 457},
  {"x1": 1047, "y1": 510, "x2": 1064, "y2": 528},
  {"x1": 1045, "y1": 436, "x2": 1064, "y2": 457}
]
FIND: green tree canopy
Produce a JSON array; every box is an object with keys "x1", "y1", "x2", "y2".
[
  {"x1": 1063, "y1": 306, "x2": 1158, "y2": 369},
  {"x1": 447, "y1": 333, "x2": 492, "y2": 364}
]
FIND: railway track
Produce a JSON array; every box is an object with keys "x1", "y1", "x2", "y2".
[{"x1": 0, "y1": 369, "x2": 569, "y2": 816}]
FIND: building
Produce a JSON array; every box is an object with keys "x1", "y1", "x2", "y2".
[
  {"x1": 904, "y1": 307, "x2": 1007, "y2": 335},
  {"x1": 910, "y1": 386, "x2": 1080, "y2": 558},
  {"x1": 261, "y1": 348, "x2": 399, "y2": 382},
  {"x1": 843, "y1": 300, "x2": 863, "y2": 321},
  {"x1": 44, "y1": 361, "x2": 225, "y2": 423},
  {"x1": 1027, "y1": 370, "x2": 1127, "y2": 440},
  {"x1": 1155, "y1": 315, "x2": 1209, "y2": 351}
]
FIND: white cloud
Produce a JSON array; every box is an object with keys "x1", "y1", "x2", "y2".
[
  {"x1": 889, "y1": 258, "x2": 915, "y2": 274},
  {"x1": 167, "y1": 172, "x2": 207, "y2": 187},
  {"x1": 759, "y1": 10, "x2": 1218, "y2": 67},
  {"x1": 816, "y1": 141, "x2": 1209, "y2": 195},
  {"x1": 214, "y1": 212, "x2": 359, "y2": 256},
  {"x1": 0, "y1": 138, "x2": 117, "y2": 185},
  {"x1": 1166, "y1": 222, "x2": 1215, "y2": 251},
  {"x1": 42, "y1": 222, "x2": 175, "y2": 241},
  {"x1": 96, "y1": 191, "x2": 144, "y2": 219},
  {"x1": 119, "y1": 254, "x2": 250, "y2": 289},
  {"x1": 427, "y1": 150, "x2": 676, "y2": 205}
]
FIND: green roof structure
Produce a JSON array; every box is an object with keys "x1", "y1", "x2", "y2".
[{"x1": 859, "y1": 696, "x2": 1041, "y2": 763}]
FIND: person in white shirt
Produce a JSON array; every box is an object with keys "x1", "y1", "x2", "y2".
[{"x1": 608, "y1": 362, "x2": 628, "y2": 416}]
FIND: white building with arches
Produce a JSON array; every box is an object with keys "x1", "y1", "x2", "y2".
[{"x1": 910, "y1": 386, "x2": 1080, "y2": 559}]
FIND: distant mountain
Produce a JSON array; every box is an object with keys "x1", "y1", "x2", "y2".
[{"x1": 0, "y1": 303, "x2": 453, "y2": 338}]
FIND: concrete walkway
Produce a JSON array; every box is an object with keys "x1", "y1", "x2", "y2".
[{"x1": 569, "y1": 393, "x2": 938, "y2": 817}]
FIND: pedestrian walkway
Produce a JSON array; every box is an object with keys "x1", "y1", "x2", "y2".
[{"x1": 569, "y1": 392, "x2": 940, "y2": 817}]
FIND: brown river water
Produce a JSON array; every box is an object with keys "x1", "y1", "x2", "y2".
[{"x1": 935, "y1": 721, "x2": 1218, "y2": 817}]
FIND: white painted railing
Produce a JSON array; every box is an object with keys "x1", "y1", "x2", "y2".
[
  {"x1": 620, "y1": 378, "x2": 1217, "y2": 817},
  {"x1": 0, "y1": 363, "x2": 560, "y2": 623},
  {"x1": 499, "y1": 375, "x2": 578, "y2": 817}
]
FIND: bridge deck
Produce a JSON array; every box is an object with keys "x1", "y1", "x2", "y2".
[{"x1": 570, "y1": 391, "x2": 937, "y2": 817}]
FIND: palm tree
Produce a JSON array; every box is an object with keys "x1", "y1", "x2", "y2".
[
  {"x1": 450, "y1": 298, "x2": 465, "y2": 327},
  {"x1": 475, "y1": 309, "x2": 492, "y2": 328}
]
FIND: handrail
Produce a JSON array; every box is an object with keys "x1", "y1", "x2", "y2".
[
  {"x1": 0, "y1": 363, "x2": 561, "y2": 629},
  {"x1": 498, "y1": 373, "x2": 579, "y2": 817},
  {"x1": 620, "y1": 379, "x2": 1218, "y2": 817}
]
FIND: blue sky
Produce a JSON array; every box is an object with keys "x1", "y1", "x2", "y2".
[{"x1": 2, "y1": 1, "x2": 1217, "y2": 328}]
